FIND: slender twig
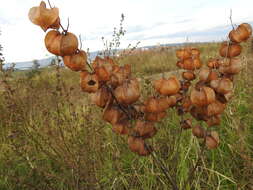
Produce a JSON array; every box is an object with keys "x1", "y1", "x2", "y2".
[
  {"x1": 182, "y1": 138, "x2": 206, "y2": 189},
  {"x1": 229, "y1": 9, "x2": 235, "y2": 30},
  {"x1": 79, "y1": 35, "x2": 83, "y2": 50},
  {"x1": 145, "y1": 144, "x2": 179, "y2": 190},
  {"x1": 66, "y1": 18, "x2": 70, "y2": 32}
]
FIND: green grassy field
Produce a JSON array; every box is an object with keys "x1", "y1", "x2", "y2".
[{"x1": 0, "y1": 41, "x2": 252, "y2": 190}]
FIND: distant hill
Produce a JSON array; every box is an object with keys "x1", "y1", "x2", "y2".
[{"x1": 4, "y1": 42, "x2": 212, "y2": 71}]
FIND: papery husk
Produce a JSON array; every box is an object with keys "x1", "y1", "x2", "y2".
[
  {"x1": 63, "y1": 50, "x2": 87, "y2": 71},
  {"x1": 219, "y1": 58, "x2": 242, "y2": 75},
  {"x1": 114, "y1": 78, "x2": 140, "y2": 105},
  {"x1": 229, "y1": 23, "x2": 252, "y2": 43},
  {"x1": 103, "y1": 105, "x2": 125, "y2": 125},
  {"x1": 134, "y1": 120, "x2": 157, "y2": 139},
  {"x1": 153, "y1": 76, "x2": 181, "y2": 95},
  {"x1": 192, "y1": 125, "x2": 206, "y2": 138},
  {"x1": 190, "y1": 86, "x2": 215, "y2": 107},
  {"x1": 45, "y1": 30, "x2": 78, "y2": 56},
  {"x1": 182, "y1": 71, "x2": 196, "y2": 81},
  {"x1": 91, "y1": 86, "x2": 111, "y2": 108},
  {"x1": 128, "y1": 136, "x2": 150, "y2": 156},
  {"x1": 80, "y1": 71, "x2": 99, "y2": 93},
  {"x1": 205, "y1": 131, "x2": 219, "y2": 149},
  {"x1": 28, "y1": 1, "x2": 60, "y2": 31},
  {"x1": 219, "y1": 42, "x2": 242, "y2": 58},
  {"x1": 145, "y1": 112, "x2": 166, "y2": 122}
]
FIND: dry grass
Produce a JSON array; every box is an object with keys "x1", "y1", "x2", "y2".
[{"x1": 0, "y1": 41, "x2": 252, "y2": 190}]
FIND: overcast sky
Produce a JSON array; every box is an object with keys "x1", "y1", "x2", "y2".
[{"x1": 0, "y1": 0, "x2": 253, "y2": 63}]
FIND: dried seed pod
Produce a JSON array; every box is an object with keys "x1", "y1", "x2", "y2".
[
  {"x1": 111, "y1": 64, "x2": 131, "y2": 86},
  {"x1": 205, "y1": 131, "x2": 219, "y2": 149},
  {"x1": 219, "y1": 58, "x2": 242, "y2": 75},
  {"x1": 176, "y1": 60, "x2": 184, "y2": 69},
  {"x1": 134, "y1": 120, "x2": 157, "y2": 139},
  {"x1": 112, "y1": 118, "x2": 129, "y2": 135},
  {"x1": 190, "y1": 86, "x2": 215, "y2": 107},
  {"x1": 103, "y1": 105, "x2": 125, "y2": 125},
  {"x1": 190, "y1": 106, "x2": 208, "y2": 121},
  {"x1": 206, "y1": 100, "x2": 226, "y2": 117},
  {"x1": 210, "y1": 78, "x2": 233, "y2": 94},
  {"x1": 114, "y1": 78, "x2": 140, "y2": 105},
  {"x1": 144, "y1": 96, "x2": 176, "y2": 113},
  {"x1": 63, "y1": 50, "x2": 87, "y2": 71},
  {"x1": 92, "y1": 56, "x2": 115, "y2": 81},
  {"x1": 182, "y1": 58, "x2": 202, "y2": 70},
  {"x1": 154, "y1": 76, "x2": 181, "y2": 95},
  {"x1": 207, "y1": 58, "x2": 220, "y2": 69},
  {"x1": 182, "y1": 71, "x2": 196, "y2": 81},
  {"x1": 199, "y1": 68, "x2": 218, "y2": 82},
  {"x1": 206, "y1": 115, "x2": 221, "y2": 127},
  {"x1": 181, "y1": 81, "x2": 191, "y2": 91},
  {"x1": 180, "y1": 119, "x2": 192, "y2": 130},
  {"x1": 192, "y1": 125, "x2": 206, "y2": 138},
  {"x1": 80, "y1": 71, "x2": 99, "y2": 93},
  {"x1": 182, "y1": 96, "x2": 192, "y2": 112},
  {"x1": 219, "y1": 42, "x2": 242, "y2": 58},
  {"x1": 91, "y1": 86, "x2": 111, "y2": 108},
  {"x1": 176, "y1": 48, "x2": 192, "y2": 60},
  {"x1": 45, "y1": 30, "x2": 78, "y2": 56},
  {"x1": 28, "y1": 1, "x2": 60, "y2": 31},
  {"x1": 145, "y1": 112, "x2": 166, "y2": 122},
  {"x1": 191, "y1": 48, "x2": 200, "y2": 58},
  {"x1": 128, "y1": 136, "x2": 150, "y2": 156},
  {"x1": 229, "y1": 23, "x2": 252, "y2": 43}
]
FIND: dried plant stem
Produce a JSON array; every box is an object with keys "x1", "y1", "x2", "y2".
[
  {"x1": 183, "y1": 139, "x2": 206, "y2": 189},
  {"x1": 145, "y1": 144, "x2": 179, "y2": 190}
]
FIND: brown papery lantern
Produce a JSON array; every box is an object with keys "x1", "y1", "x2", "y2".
[
  {"x1": 210, "y1": 78, "x2": 233, "y2": 94},
  {"x1": 229, "y1": 23, "x2": 252, "y2": 43},
  {"x1": 192, "y1": 125, "x2": 206, "y2": 138},
  {"x1": 103, "y1": 105, "x2": 125, "y2": 125},
  {"x1": 199, "y1": 68, "x2": 218, "y2": 82},
  {"x1": 190, "y1": 86, "x2": 215, "y2": 107},
  {"x1": 80, "y1": 71, "x2": 99, "y2": 93},
  {"x1": 110, "y1": 64, "x2": 131, "y2": 86},
  {"x1": 219, "y1": 42, "x2": 242, "y2": 58},
  {"x1": 28, "y1": 1, "x2": 60, "y2": 32},
  {"x1": 154, "y1": 76, "x2": 181, "y2": 95},
  {"x1": 207, "y1": 58, "x2": 220, "y2": 69},
  {"x1": 191, "y1": 48, "x2": 200, "y2": 58},
  {"x1": 176, "y1": 48, "x2": 192, "y2": 60},
  {"x1": 112, "y1": 118, "x2": 129, "y2": 135},
  {"x1": 180, "y1": 119, "x2": 192, "y2": 130},
  {"x1": 63, "y1": 50, "x2": 87, "y2": 71},
  {"x1": 45, "y1": 30, "x2": 78, "y2": 56},
  {"x1": 182, "y1": 71, "x2": 196, "y2": 81},
  {"x1": 206, "y1": 100, "x2": 226, "y2": 117},
  {"x1": 145, "y1": 112, "x2": 166, "y2": 122},
  {"x1": 128, "y1": 136, "x2": 150, "y2": 156},
  {"x1": 134, "y1": 120, "x2": 157, "y2": 139},
  {"x1": 114, "y1": 78, "x2": 140, "y2": 105},
  {"x1": 219, "y1": 58, "x2": 242, "y2": 75},
  {"x1": 206, "y1": 114, "x2": 221, "y2": 127},
  {"x1": 92, "y1": 56, "x2": 115, "y2": 82},
  {"x1": 205, "y1": 131, "x2": 219, "y2": 149},
  {"x1": 91, "y1": 86, "x2": 111, "y2": 108}
]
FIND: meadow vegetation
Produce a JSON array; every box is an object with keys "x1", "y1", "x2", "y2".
[{"x1": 0, "y1": 40, "x2": 253, "y2": 190}]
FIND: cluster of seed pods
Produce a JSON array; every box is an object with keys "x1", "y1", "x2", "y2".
[
  {"x1": 28, "y1": 1, "x2": 252, "y2": 155},
  {"x1": 175, "y1": 23, "x2": 252, "y2": 149}
]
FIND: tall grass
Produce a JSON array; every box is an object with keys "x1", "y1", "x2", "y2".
[{"x1": 0, "y1": 41, "x2": 252, "y2": 190}]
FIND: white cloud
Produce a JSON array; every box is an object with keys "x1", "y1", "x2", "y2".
[{"x1": 0, "y1": 0, "x2": 253, "y2": 63}]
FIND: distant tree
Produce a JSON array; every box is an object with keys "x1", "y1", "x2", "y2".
[{"x1": 32, "y1": 59, "x2": 40, "y2": 70}]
